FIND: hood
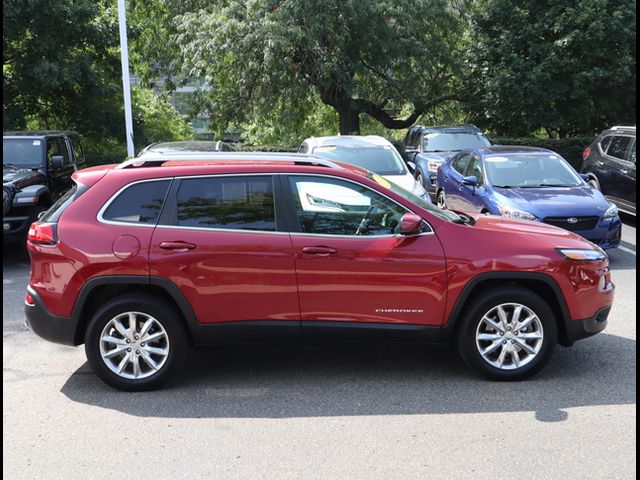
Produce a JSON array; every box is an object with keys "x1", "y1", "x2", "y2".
[
  {"x1": 492, "y1": 185, "x2": 613, "y2": 218},
  {"x1": 471, "y1": 214, "x2": 592, "y2": 247},
  {"x1": 385, "y1": 172, "x2": 427, "y2": 198},
  {"x1": 417, "y1": 151, "x2": 456, "y2": 163},
  {"x1": 3, "y1": 168, "x2": 46, "y2": 190}
]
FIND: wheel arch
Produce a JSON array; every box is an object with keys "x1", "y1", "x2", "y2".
[
  {"x1": 71, "y1": 276, "x2": 198, "y2": 345},
  {"x1": 445, "y1": 272, "x2": 574, "y2": 346}
]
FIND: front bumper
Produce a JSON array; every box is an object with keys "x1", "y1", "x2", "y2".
[
  {"x1": 577, "y1": 216, "x2": 622, "y2": 250},
  {"x1": 24, "y1": 287, "x2": 79, "y2": 346},
  {"x1": 562, "y1": 305, "x2": 611, "y2": 346}
]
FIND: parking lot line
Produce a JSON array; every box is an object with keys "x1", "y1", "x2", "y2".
[{"x1": 618, "y1": 245, "x2": 636, "y2": 256}]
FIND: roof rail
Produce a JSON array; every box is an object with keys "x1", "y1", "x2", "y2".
[
  {"x1": 611, "y1": 125, "x2": 636, "y2": 130},
  {"x1": 116, "y1": 152, "x2": 343, "y2": 169}
]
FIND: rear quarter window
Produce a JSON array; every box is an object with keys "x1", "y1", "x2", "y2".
[{"x1": 101, "y1": 180, "x2": 171, "y2": 224}]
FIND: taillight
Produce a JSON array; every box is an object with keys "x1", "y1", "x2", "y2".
[
  {"x1": 27, "y1": 222, "x2": 58, "y2": 245},
  {"x1": 582, "y1": 147, "x2": 591, "y2": 160},
  {"x1": 25, "y1": 292, "x2": 35, "y2": 306}
]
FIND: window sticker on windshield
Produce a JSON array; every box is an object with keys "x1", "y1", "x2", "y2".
[
  {"x1": 314, "y1": 146, "x2": 336, "y2": 152},
  {"x1": 372, "y1": 174, "x2": 391, "y2": 189},
  {"x1": 32, "y1": 140, "x2": 41, "y2": 146}
]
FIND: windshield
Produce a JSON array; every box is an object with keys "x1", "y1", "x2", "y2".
[
  {"x1": 366, "y1": 172, "x2": 462, "y2": 223},
  {"x1": 485, "y1": 153, "x2": 583, "y2": 188},
  {"x1": 423, "y1": 132, "x2": 490, "y2": 152},
  {"x1": 3, "y1": 138, "x2": 43, "y2": 167},
  {"x1": 312, "y1": 145, "x2": 407, "y2": 175}
]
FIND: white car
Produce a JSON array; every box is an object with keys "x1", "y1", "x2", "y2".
[{"x1": 299, "y1": 135, "x2": 432, "y2": 203}]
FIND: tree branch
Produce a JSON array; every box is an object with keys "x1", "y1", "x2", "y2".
[{"x1": 354, "y1": 94, "x2": 460, "y2": 129}]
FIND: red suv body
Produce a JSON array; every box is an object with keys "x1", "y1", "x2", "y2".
[{"x1": 25, "y1": 153, "x2": 615, "y2": 390}]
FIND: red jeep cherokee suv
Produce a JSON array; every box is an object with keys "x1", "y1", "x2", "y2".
[{"x1": 25, "y1": 153, "x2": 615, "y2": 390}]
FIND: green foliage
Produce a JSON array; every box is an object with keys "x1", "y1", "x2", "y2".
[
  {"x1": 489, "y1": 137, "x2": 594, "y2": 170},
  {"x1": 466, "y1": 0, "x2": 636, "y2": 137},
  {"x1": 131, "y1": 86, "x2": 194, "y2": 147},
  {"x1": 171, "y1": 0, "x2": 464, "y2": 135}
]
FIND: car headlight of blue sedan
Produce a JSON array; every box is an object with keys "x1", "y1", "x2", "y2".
[
  {"x1": 498, "y1": 205, "x2": 540, "y2": 222},
  {"x1": 603, "y1": 204, "x2": 619, "y2": 219}
]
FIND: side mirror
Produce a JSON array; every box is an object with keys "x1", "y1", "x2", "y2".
[
  {"x1": 462, "y1": 175, "x2": 479, "y2": 187},
  {"x1": 399, "y1": 212, "x2": 423, "y2": 235},
  {"x1": 51, "y1": 155, "x2": 64, "y2": 170}
]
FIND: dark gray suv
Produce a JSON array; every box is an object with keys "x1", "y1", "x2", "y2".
[{"x1": 581, "y1": 126, "x2": 636, "y2": 216}]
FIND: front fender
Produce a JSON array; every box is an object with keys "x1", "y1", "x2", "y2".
[{"x1": 13, "y1": 184, "x2": 50, "y2": 207}]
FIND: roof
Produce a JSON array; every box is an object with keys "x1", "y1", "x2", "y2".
[
  {"x1": 481, "y1": 146, "x2": 554, "y2": 155},
  {"x1": 117, "y1": 152, "x2": 343, "y2": 170},
  {"x1": 411, "y1": 124, "x2": 483, "y2": 134},
  {"x1": 303, "y1": 135, "x2": 393, "y2": 149},
  {"x1": 3, "y1": 130, "x2": 78, "y2": 138}
]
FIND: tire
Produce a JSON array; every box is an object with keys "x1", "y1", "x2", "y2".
[
  {"x1": 456, "y1": 287, "x2": 557, "y2": 381},
  {"x1": 416, "y1": 170, "x2": 427, "y2": 188},
  {"x1": 436, "y1": 190, "x2": 446, "y2": 209},
  {"x1": 85, "y1": 295, "x2": 189, "y2": 391},
  {"x1": 587, "y1": 176, "x2": 600, "y2": 191}
]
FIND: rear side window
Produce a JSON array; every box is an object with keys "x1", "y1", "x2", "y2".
[
  {"x1": 606, "y1": 136, "x2": 633, "y2": 160},
  {"x1": 174, "y1": 176, "x2": 276, "y2": 231},
  {"x1": 102, "y1": 180, "x2": 170, "y2": 224}
]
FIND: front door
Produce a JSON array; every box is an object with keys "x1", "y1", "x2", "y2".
[
  {"x1": 283, "y1": 175, "x2": 448, "y2": 338},
  {"x1": 149, "y1": 174, "x2": 300, "y2": 335}
]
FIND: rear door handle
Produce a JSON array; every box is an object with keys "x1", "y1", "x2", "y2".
[
  {"x1": 159, "y1": 241, "x2": 197, "y2": 251},
  {"x1": 302, "y1": 246, "x2": 338, "y2": 256}
]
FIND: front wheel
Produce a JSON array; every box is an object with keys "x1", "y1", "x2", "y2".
[
  {"x1": 587, "y1": 177, "x2": 601, "y2": 191},
  {"x1": 436, "y1": 190, "x2": 447, "y2": 209},
  {"x1": 457, "y1": 287, "x2": 557, "y2": 381},
  {"x1": 85, "y1": 295, "x2": 189, "y2": 391}
]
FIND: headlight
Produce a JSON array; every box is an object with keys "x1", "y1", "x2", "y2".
[
  {"x1": 498, "y1": 205, "x2": 539, "y2": 221},
  {"x1": 557, "y1": 248, "x2": 607, "y2": 261},
  {"x1": 603, "y1": 204, "x2": 619, "y2": 219},
  {"x1": 427, "y1": 161, "x2": 441, "y2": 172}
]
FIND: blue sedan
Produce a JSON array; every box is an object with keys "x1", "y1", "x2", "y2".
[{"x1": 435, "y1": 146, "x2": 622, "y2": 249}]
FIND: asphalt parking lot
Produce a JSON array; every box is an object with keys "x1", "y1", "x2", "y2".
[{"x1": 3, "y1": 217, "x2": 636, "y2": 480}]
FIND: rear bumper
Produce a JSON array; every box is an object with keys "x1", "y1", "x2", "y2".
[
  {"x1": 24, "y1": 287, "x2": 79, "y2": 346},
  {"x1": 561, "y1": 305, "x2": 611, "y2": 346}
]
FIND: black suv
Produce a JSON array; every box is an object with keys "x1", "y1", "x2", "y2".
[
  {"x1": 3, "y1": 131, "x2": 86, "y2": 241},
  {"x1": 401, "y1": 125, "x2": 491, "y2": 200},
  {"x1": 581, "y1": 126, "x2": 636, "y2": 216}
]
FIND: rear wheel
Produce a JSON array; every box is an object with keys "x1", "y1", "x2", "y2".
[
  {"x1": 85, "y1": 295, "x2": 188, "y2": 391},
  {"x1": 457, "y1": 287, "x2": 557, "y2": 381}
]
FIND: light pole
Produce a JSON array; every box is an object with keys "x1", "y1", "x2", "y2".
[{"x1": 117, "y1": 0, "x2": 135, "y2": 157}]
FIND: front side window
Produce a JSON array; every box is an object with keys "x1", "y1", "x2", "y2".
[
  {"x1": 175, "y1": 176, "x2": 276, "y2": 231},
  {"x1": 452, "y1": 153, "x2": 472, "y2": 174},
  {"x1": 102, "y1": 180, "x2": 170, "y2": 224},
  {"x1": 607, "y1": 136, "x2": 633, "y2": 160},
  {"x1": 465, "y1": 156, "x2": 484, "y2": 185},
  {"x1": 288, "y1": 176, "x2": 409, "y2": 236}
]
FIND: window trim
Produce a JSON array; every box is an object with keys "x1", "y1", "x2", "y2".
[
  {"x1": 97, "y1": 178, "x2": 174, "y2": 228},
  {"x1": 282, "y1": 173, "x2": 434, "y2": 238},
  {"x1": 167, "y1": 174, "x2": 280, "y2": 234}
]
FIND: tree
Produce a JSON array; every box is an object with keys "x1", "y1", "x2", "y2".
[
  {"x1": 465, "y1": 0, "x2": 636, "y2": 137},
  {"x1": 3, "y1": 1, "x2": 123, "y2": 139},
  {"x1": 170, "y1": 0, "x2": 464, "y2": 135}
]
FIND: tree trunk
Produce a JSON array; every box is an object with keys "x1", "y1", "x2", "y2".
[{"x1": 338, "y1": 106, "x2": 360, "y2": 135}]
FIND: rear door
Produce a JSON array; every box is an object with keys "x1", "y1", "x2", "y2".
[
  {"x1": 149, "y1": 174, "x2": 300, "y2": 338},
  {"x1": 283, "y1": 174, "x2": 447, "y2": 339},
  {"x1": 603, "y1": 135, "x2": 635, "y2": 206}
]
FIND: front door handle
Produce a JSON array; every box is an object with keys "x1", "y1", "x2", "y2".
[
  {"x1": 620, "y1": 169, "x2": 629, "y2": 175},
  {"x1": 159, "y1": 241, "x2": 197, "y2": 251},
  {"x1": 302, "y1": 246, "x2": 338, "y2": 256}
]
